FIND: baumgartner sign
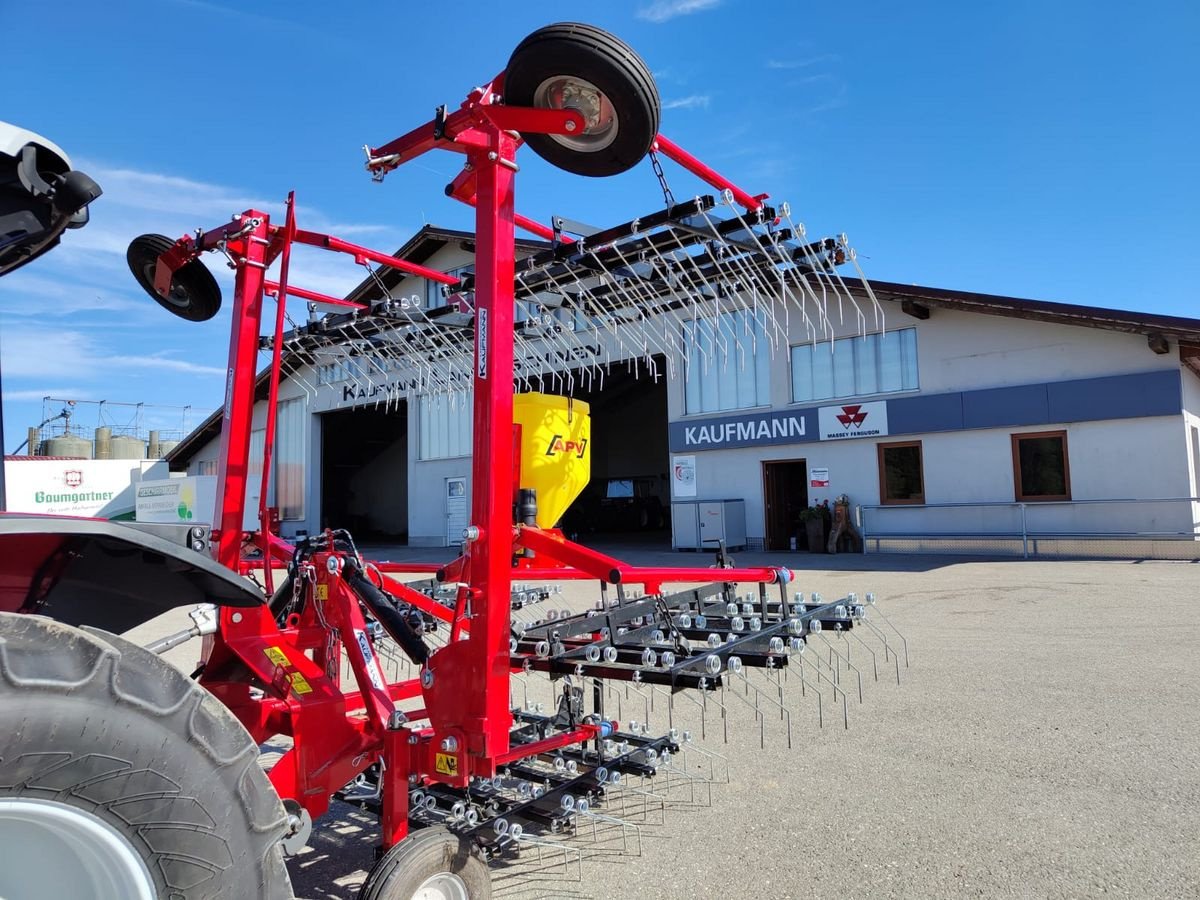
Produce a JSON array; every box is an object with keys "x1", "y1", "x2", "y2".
[{"x1": 817, "y1": 401, "x2": 889, "y2": 441}]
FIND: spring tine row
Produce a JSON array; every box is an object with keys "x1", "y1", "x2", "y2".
[{"x1": 258, "y1": 199, "x2": 878, "y2": 411}]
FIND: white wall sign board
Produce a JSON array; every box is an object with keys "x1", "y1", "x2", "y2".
[
  {"x1": 672, "y1": 455, "x2": 697, "y2": 498},
  {"x1": 3, "y1": 459, "x2": 166, "y2": 518},
  {"x1": 810, "y1": 467, "x2": 830, "y2": 488},
  {"x1": 135, "y1": 476, "x2": 218, "y2": 524},
  {"x1": 818, "y1": 401, "x2": 889, "y2": 441}
]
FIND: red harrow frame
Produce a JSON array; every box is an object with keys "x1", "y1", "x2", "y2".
[{"x1": 1, "y1": 22, "x2": 905, "y2": 900}]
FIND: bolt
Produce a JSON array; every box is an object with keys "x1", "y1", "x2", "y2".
[
  {"x1": 441, "y1": 735, "x2": 459, "y2": 752},
  {"x1": 565, "y1": 120, "x2": 577, "y2": 132},
  {"x1": 421, "y1": 668, "x2": 434, "y2": 688},
  {"x1": 387, "y1": 710, "x2": 407, "y2": 730},
  {"x1": 463, "y1": 525, "x2": 481, "y2": 541}
]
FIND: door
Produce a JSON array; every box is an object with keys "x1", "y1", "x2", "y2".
[
  {"x1": 445, "y1": 477, "x2": 468, "y2": 546},
  {"x1": 762, "y1": 460, "x2": 808, "y2": 551},
  {"x1": 698, "y1": 501, "x2": 725, "y2": 549}
]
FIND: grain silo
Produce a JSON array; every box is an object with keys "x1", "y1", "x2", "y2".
[
  {"x1": 94, "y1": 426, "x2": 113, "y2": 459},
  {"x1": 110, "y1": 434, "x2": 147, "y2": 459},
  {"x1": 41, "y1": 432, "x2": 92, "y2": 458}
]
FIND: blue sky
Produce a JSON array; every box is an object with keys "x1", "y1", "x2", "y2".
[{"x1": 1, "y1": 0, "x2": 1196, "y2": 449}]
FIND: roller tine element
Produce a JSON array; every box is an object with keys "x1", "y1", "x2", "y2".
[
  {"x1": 803, "y1": 647, "x2": 847, "y2": 728},
  {"x1": 847, "y1": 627, "x2": 880, "y2": 682},
  {"x1": 856, "y1": 619, "x2": 902, "y2": 686},
  {"x1": 696, "y1": 205, "x2": 783, "y2": 357},
  {"x1": 819, "y1": 633, "x2": 864, "y2": 704},
  {"x1": 512, "y1": 832, "x2": 582, "y2": 882},
  {"x1": 869, "y1": 603, "x2": 909, "y2": 668}
]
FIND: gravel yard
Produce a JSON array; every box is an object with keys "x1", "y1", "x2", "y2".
[{"x1": 128, "y1": 552, "x2": 1200, "y2": 899}]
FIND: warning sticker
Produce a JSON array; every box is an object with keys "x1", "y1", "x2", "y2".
[
  {"x1": 289, "y1": 672, "x2": 313, "y2": 695},
  {"x1": 315, "y1": 584, "x2": 329, "y2": 601},
  {"x1": 264, "y1": 646, "x2": 289, "y2": 667},
  {"x1": 434, "y1": 753, "x2": 459, "y2": 777}
]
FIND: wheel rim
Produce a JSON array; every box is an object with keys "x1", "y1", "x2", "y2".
[
  {"x1": 412, "y1": 871, "x2": 470, "y2": 900},
  {"x1": 0, "y1": 798, "x2": 156, "y2": 900},
  {"x1": 141, "y1": 259, "x2": 190, "y2": 308},
  {"x1": 533, "y1": 75, "x2": 619, "y2": 152}
]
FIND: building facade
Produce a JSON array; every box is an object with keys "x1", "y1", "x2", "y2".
[{"x1": 169, "y1": 227, "x2": 1200, "y2": 554}]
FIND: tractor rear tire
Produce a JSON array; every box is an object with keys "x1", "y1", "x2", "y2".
[
  {"x1": 0, "y1": 613, "x2": 294, "y2": 900},
  {"x1": 358, "y1": 826, "x2": 491, "y2": 900},
  {"x1": 504, "y1": 23, "x2": 660, "y2": 178}
]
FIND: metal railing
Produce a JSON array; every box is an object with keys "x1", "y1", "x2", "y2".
[{"x1": 858, "y1": 497, "x2": 1200, "y2": 560}]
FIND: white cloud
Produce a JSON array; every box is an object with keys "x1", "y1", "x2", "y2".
[
  {"x1": 3, "y1": 388, "x2": 92, "y2": 402},
  {"x1": 663, "y1": 95, "x2": 711, "y2": 111},
  {"x1": 766, "y1": 54, "x2": 840, "y2": 70},
  {"x1": 637, "y1": 0, "x2": 721, "y2": 23},
  {"x1": 0, "y1": 324, "x2": 224, "y2": 381}
]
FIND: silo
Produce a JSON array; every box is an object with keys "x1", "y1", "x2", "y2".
[
  {"x1": 26, "y1": 427, "x2": 39, "y2": 456},
  {"x1": 147, "y1": 431, "x2": 160, "y2": 459},
  {"x1": 110, "y1": 435, "x2": 147, "y2": 459},
  {"x1": 157, "y1": 439, "x2": 180, "y2": 457},
  {"x1": 42, "y1": 433, "x2": 93, "y2": 458},
  {"x1": 94, "y1": 427, "x2": 113, "y2": 459}
]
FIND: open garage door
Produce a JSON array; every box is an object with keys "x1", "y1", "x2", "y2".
[
  {"x1": 557, "y1": 356, "x2": 669, "y2": 547},
  {"x1": 319, "y1": 402, "x2": 408, "y2": 542}
]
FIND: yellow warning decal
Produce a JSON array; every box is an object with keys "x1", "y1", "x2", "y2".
[
  {"x1": 434, "y1": 753, "x2": 459, "y2": 777},
  {"x1": 289, "y1": 672, "x2": 313, "y2": 695},
  {"x1": 264, "y1": 646, "x2": 289, "y2": 667},
  {"x1": 315, "y1": 584, "x2": 329, "y2": 601}
]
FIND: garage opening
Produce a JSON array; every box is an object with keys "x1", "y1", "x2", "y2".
[
  {"x1": 762, "y1": 459, "x2": 809, "y2": 551},
  {"x1": 555, "y1": 356, "x2": 670, "y2": 546},
  {"x1": 320, "y1": 402, "x2": 408, "y2": 542}
]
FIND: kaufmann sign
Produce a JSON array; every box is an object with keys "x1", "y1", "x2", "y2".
[
  {"x1": 817, "y1": 401, "x2": 889, "y2": 440},
  {"x1": 668, "y1": 409, "x2": 813, "y2": 452}
]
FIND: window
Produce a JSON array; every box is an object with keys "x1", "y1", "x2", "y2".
[
  {"x1": 682, "y1": 309, "x2": 771, "y2": 414},
  {"x1": 1011, "y1": 430, "x2": 1070, "y2": 501},
  {"x1": 425, "y1": 265, "x2": 473, "y2": 312},
  {"x1": 275, "y1": 399, "x2": 306, "y2": 519},
  {"x1": 791, "y1": 328, "x2": 918, "y2": 403},
  {"x1": 419, "y1": 391, "x2": 472, "y2": 460},
  {"x1": 877, "y1": 441, "x2": 925, "y2": 505},
  {"x1": 1191, "y1": 426, "x2": 1200, "y2": 495},
  {"x1": 196, "y1": 460, "x2": 217, "y2": 477}
]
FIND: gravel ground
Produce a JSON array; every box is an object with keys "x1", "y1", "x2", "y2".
[{"x1": 127, "y1": 552, "x2": 1200, "y2": 899}]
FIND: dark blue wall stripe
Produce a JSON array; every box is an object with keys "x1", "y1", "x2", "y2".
[{"x1": 668, "y1": 369, "x2": 1183, "y2": 453}]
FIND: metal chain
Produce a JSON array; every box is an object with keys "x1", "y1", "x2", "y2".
[{"x1": 649, "y1": 150, "x2": 676, "y2": 209}]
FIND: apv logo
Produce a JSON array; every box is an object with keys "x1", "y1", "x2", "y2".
[
  {"x1": 835, "y1": 405, "x2": 869, "y2": 429},
  {"x1": 63, "y1": 470, "x2": 83, "y2": 489},
  {"x1": 544, "y1": 434, "x2": 588, "y2": 459}
]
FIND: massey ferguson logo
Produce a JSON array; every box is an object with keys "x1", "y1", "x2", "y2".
[
  {"x1": 544, "y1": 434, "x2": 588, "y2": 459},
  {"x1": 63, "y1": 470, "x2": 83, "y2": 488},
  {"x1": 835, "y1": 405, "x2": 869, "y2": 429}
]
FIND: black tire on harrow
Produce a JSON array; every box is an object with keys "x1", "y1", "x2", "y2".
[
  {"x1": 504, "y1": 22, "x2": 660, "y2": 178},
  {"x1": 0, "y1": 613, "x2": 295, "y2": 900},
  {"x1": 358, "y1": 826, "x2": 491, "y2": 900},
  {"x1": 127, "y1": 232, "x2": 223, "y2": 321}
]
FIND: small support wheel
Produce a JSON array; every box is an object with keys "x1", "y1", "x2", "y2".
[
  {"x1": 504, "y1": 23, "x2": 660, "y2": 178},
  {"x1": 358, "y1": 827, "x2": 491, "y2": 900},
  {"x1": 126, "y1": 233, "x2": 222, "y2": 321}
]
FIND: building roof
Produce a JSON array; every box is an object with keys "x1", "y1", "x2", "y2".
[{"x1": 165, "y1": 231, "x2": 1200, "y2": 470}]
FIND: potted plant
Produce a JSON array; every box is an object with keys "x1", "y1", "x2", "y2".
[{"x1": 798, "y1": 501, "x2": 831, "y2": 553}]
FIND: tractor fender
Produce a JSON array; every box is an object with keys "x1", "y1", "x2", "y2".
[{"x1": 0, "y1": 514, "x2": 263, "y2": 634}]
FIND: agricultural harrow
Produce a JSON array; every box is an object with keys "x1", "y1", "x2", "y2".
[{"x1": 0, "y1": 22, "x2": 906, "y2": 900}]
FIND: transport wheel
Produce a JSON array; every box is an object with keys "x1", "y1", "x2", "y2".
[
  {"x1": 359, "y1": 827, "x2": 491, "y2": 900},
  {"x1": 127, "y1": 232, "x2": 222, "y2": 321},
  {"x1": 0, "y1": 613, "x2": 295, "y2": 900},
  {"x1": 504, "y1": 23, "x2": 660, "y2": 177}
]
